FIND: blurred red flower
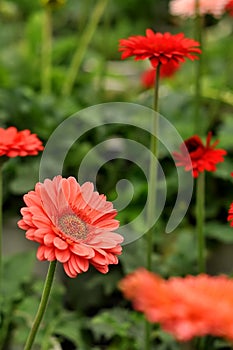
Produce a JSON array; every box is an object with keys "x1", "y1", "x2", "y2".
[
  {"x1": 0, "y1": 126, "x2": 44, "y2": 157},
  {"x1": 227, "y1": 183, "x2": 233, "y2": 226},
  {"x1": 173, "y1": 132, "x2": 226, "y2": 178},
  {"x1": 225, "y1": 0, "x2": 233, "y2": 15},
  {"x1": 170, "y1": 0, "x2": 229, "y2": 18},
  {"x1": 18, "y1": 176, "x2": 123, "y2": 278},
  {"x1": 119, "y1": 29, "x2": 201, "y2": 68},
  {"x1": 141, "y1": 61, "x2": 180, "y2": 89},
  {"x1": 120, "y1": 268, "x2": 233, "y2": 342}
]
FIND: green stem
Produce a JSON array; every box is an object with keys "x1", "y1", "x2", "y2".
[
  {"x1": 196, "y1": 172, "x2": 205, "y2": 273},
  {"x1": 62, "y1": 0, "x2": 108, "y2": 96},
  {"x1": 194, "y1": 0, "x2": 203, "y2": 134},
  {"x1": 24, "y1": 260, "x2": 57, "y2": 350},
  {"x1": 41, "y1": 7, "x2": 52, "y2": 94},
  {"x1": 145, "y1": 64, "x2": 160, "y2": 350},
  {"x1": 146, "y1": 63, "x2": 160, "y2": 271}
]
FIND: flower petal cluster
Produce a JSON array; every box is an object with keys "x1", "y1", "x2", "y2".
[
  {"x1": 173, "y1": 132, "x2": 226, "y2": 178},
  {"x1": 18, "y1": 176, "x2": 123, "y2": 278},
  {"x1": 141, "y1": 61, "x2": 180, "y2": 89},
  {"x1": 225, "y1": 0, "x2": 233, "y2": 15},
  {"x1": 119, "y1": 29, "x2": 201, "y2": 68},
  {"x1": 169, "y1": 0, "x2": 229, "y2": 18},
  {"x1": 0, "y1": 126, "x2": 44, "y2": 158},
  {"x1": 120, "y1": 268, "x2": 233, "y2": 342}
]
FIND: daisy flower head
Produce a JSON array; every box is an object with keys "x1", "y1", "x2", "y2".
[
  {"x1": 119, "y1": 29, "x2": 201, "y2": 69},
  {"x1": 0, "y1": 126, "x2": 44, "y2": 158},
  {"x1": 169, "y1": 0, "x2": 229, "y2": 18},
  {"x1": 18, "y1": 176, "x2": 124, "y2": 278},
  {"x1": 120, "y1": 269, "x2": 233, "y2": 342},
  {"x1": 173, "y1": 132, "x2": 226, "y2": 178}
]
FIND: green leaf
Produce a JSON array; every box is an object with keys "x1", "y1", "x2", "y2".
[
  {"x1": 2, "y1": 251, "x2": 35, "y2": 302},
  {"x1": 205, "y1": 222, "x2": 233, "y2": 243}
]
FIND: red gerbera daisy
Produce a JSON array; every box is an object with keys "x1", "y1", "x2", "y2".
[
  {"x1": 225, "y1": 0, "x2": 233, "y2": 15},
  {"x1": 0, "y1": 126, "x2": 44, "y2": 157},
  {"x1": 120, "y1": 268, "x2": 233, "y2": 342},
  {"x1": 173, "y1": 132, "x2": 226, "y2": 178},
  {"x1": 119, "y1": 29, "x2": 201, "y2": 68},
  {"x1": 141, "y1": 61, "x2": 180, "y2": 89},
  {"x1": 18, "y1": 176, "x2": 123, "y2": 278}
]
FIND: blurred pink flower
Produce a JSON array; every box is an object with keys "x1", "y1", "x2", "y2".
[
  {"x1": 120, "y1": 268, "x2": 233, "y2": 342},
  {"x1": 169, "y1": 0, "x2": 229, "y2": 18}
]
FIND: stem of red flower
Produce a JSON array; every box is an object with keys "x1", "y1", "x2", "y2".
[
  {"x1": 62, "y1": 0, "x2": 108, "y2": 96},
  {"x1": 194, "y1": 0, "x2": 203, "y2": 134},
  {"x1": 196, "y1": 172, "x2": 205, "y2": 273},
  {"x1": 23, "y1": 260, "x2": 57, "y2": 350},
  {"x1": 146, "y1": 63, "x2": 160, "y2": 271},
  {"x1": 145, "y1": 63, "x2": 160, "y2": 350},
  {"x1": 41, "y1": 7, "x2": 52, "y2": 94}
]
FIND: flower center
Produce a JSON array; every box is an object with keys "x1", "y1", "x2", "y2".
[
  {"x1": 58, "y1": 214, "x2": 87, "y2": 240},
  {"x1": 185, "y1": 139, "x2": 200, "y2": 153}
]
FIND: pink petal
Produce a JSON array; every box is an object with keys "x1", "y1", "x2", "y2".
[
  {"x1": 55, "y1": 248, "x2": 70, "y2": 262},
  {"x1": 53, "y1": 236, "x2": 68, "y2": 250},
  {"x1": 70, "y1": 243, "x2": 95, "y2": 257},
  {"x1": 91, "y1": 263, "x2": 109, "y2": 274},
  {"x1": 44, "y1": 233, "x2": 55, "y2": 246},
  {"x1": 63, "y1": 261, "x2": 77, "y2": 278}
]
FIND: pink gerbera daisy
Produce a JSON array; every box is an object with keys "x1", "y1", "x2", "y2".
[
  {"x1": 120, "y1": 268, "x2": 233, "y2": 342},
  {"x1": 169, "y1": 0, "x2": 229, "y2": 18},
  {"x1": 18, "y1": 176, "x2": 124, "y2": 278}
]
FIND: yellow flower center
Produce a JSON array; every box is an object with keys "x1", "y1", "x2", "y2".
[{"x1": 58, "y1": 214, "x2": 87, "y2": 240}]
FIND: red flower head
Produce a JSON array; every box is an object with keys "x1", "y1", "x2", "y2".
[
  {"x1": 173, "y1": 132, "x2": 226, "y2": 178},
  {"x1": 119, "y1": 269, "x2": 233, "y2": 342},
  {"x1": 18, "y1": 176, "x2": 124, "y2": 278},
  {"x1": 0, "y1": 126, "x2": 44, "y2": 158},
  {"x1": 119, "y1": 29, "x2": 201, "y2": 69},
  {"x1": 141, "y1": 61, "x2": 180, "y2": 89},
  {"x1": 225, "y1": 0, "x2": 233, "y2": 15}
]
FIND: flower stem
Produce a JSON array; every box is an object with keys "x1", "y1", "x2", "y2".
[
  {"x1": 24, "y1": 260, "x2": 57, "y2": 350},
  {"x1": 146, "y1": 63, "x2": 160, "y2": 271},
  {"x1": 196, "y1": 172, "x2": 205, "y2": 273},
  {"x1": 62, "y1": 0, "x2": 108, "y2": 96},
  {"x1": 41, "y1": 7, "x2": 52, "y2": 94},
  {"x1": 194, "y1": 0, "x2": 203, "y2": 134},
  {"x1": 145, "y1": 64, "x2": 160, "y2": 350}
]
